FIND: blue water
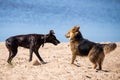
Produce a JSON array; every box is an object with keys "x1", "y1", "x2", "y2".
[{"x1": 0, "y1": 0, "x2": 120, "y2": 42}]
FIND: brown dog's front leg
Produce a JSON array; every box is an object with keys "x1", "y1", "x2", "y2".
[{"x1": 71, "y1": 54, "x2": 76, "y2": 64}]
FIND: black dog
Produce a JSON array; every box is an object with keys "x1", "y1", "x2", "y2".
[{"x1": 5, "y1": 30, "x2": 60, "y2": 65}]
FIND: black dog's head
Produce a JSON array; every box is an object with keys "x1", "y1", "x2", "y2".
[{"x1": 45, "y1": 30, "x2": 60, "y2": 45}]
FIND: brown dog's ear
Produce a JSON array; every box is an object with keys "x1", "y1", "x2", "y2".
[
  {"x1": 72, "y1": 25, "x2": 80, "y2": 32},
  {"x1": 75, "y1": 25, "x2": 80, "y2": 30},
  {"x1": 49, "y1": 30, "x2": 55, "y2": 35},
  {"x1": 77, "y1": 26, "x2": 80, "y2": 30}
]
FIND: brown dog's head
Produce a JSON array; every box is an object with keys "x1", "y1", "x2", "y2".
[{"x1": 65, "y1": 25, "x2": 80, "y2": 39}]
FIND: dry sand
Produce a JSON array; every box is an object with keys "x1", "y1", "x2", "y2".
[{"x1": 0, "y1": 42, "x2": 120, "y2": 80}]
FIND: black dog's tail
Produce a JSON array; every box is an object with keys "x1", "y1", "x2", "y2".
[
  {"x1": 102, "y1": 43, "x2": 117, "y2": 54},
  {"x1": 5, "y1": 39, "x2": 11, "y2": 49}
]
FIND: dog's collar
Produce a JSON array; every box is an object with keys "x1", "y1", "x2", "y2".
[
  {"x1": 42, "y1": 35, "x2": 47, "y2": 47},
  {"x1": 70, "y1": 38, "x2": 83, "y2": 42}
]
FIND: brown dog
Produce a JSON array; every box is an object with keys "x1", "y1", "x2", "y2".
[{"x1": 65, "y1": 26, "x2": 116, "y2": 70}]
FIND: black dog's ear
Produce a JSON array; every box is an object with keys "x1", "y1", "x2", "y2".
[{"x1": 49, "y1": 30, "x2": 55, "y2": 35}]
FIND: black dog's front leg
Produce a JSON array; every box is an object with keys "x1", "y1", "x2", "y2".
[
  {"x1": 29, "y1": 39, "x2": 36, "y2": 62},
  {"x1": 29, "y1": 48, "x2": 33, "y2": 62},
  {"x1": 34, "y1": 50, "x2": 46, "y2": 64}
]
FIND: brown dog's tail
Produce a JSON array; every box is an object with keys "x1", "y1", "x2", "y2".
[{"x1": 102, "y1": 43, "x2": 117, "y2": 54}]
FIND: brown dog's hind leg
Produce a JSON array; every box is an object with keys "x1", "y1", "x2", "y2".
[
  {"x1": 98, "y1": 62, "x2": 102, "y2": 70},
  {"x1": 88, "y1": 54, "x2": 98, "y2": 70},
  {"x1": 90, "y1": 60, "x2": 97, "y2": 69},
  {"x1": 97, "y1": 55, "x2": 105, "y2": 70}
]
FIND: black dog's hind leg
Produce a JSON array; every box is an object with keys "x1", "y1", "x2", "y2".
[
  {"x1": 7, "y1": 47, "x2": 18, "y2": 65},
  {"x1": 7, "y1": 49, "x2": 12, "y2": 63},
  {"x1": 7, "y1": 51, "x2": 12, "y2": 64}
]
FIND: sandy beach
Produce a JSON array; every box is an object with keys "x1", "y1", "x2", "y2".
[{"x1": 0, "y1": 42, "x2": 120, "y2": 80}]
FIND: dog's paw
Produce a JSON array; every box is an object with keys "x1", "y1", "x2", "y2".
[{"x1": 41, "y1": 61, "x2": 47, "y2": 64}]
